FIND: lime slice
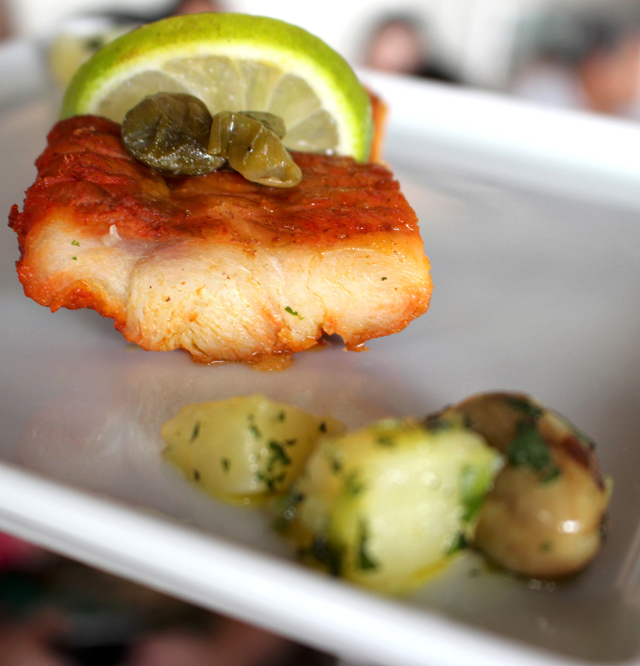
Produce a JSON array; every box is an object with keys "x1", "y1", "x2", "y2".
[{"x1": 61, "y1": 13, "x2": 373, "y2": 161}]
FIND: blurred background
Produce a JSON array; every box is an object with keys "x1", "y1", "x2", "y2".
[
  {"x1": 1, "y1": 0, "x2": 639, "y2": 664},
  {"x1": 4, "y1": 0, "x2": 640, "y2": 118}
]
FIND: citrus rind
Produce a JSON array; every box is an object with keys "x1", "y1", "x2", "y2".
[{"x1": 61, "y1": 13, "x2": 373, "y2": 162}]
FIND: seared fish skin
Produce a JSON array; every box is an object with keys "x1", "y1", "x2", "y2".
[{"x1": 10, "y1": 115, "x2": 432, "y2": 364}]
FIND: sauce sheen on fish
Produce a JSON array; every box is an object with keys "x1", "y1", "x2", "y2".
[{"x1": 10, "y1": 115, "x2": 432, "y2": 365}]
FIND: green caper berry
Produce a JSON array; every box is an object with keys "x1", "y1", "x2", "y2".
[
  {"x1": 209, "y1": 111, "x2": 301, "y2": 188},
  {"x1": 239, "y1": 111, "x2": 286, "y2": 139},
  {"x1": 122, "y1": 92, "x2": 225, "y2": 176}
]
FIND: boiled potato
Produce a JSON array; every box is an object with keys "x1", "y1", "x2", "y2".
[
  {"x1": 278, "y1": 415, "x2": 501, "y2": 594},
  {"x1": 162, "y1": 395, "x2": 344, "y2": 503},
  {"x1": 442, "y1": 392, "x2": 611, "y2": 578}
]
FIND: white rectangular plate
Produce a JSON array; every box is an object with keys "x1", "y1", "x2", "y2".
[{"x1": 2, "y1": 67, "x2": 640, "y2": 666}]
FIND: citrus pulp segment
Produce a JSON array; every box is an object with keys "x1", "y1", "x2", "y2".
[{"x1": 61, "y1": 13, "x2": 373, "y2": 161}]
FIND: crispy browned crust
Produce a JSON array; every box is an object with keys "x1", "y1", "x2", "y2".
[
  {"x1": 9, "y1": 115, "x2": 431, "y2": 363},
  {"x1": 368, "y1": 90, "x2": 388, "y2": 164}
]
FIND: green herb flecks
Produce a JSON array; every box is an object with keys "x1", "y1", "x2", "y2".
[
  {"x1": 221, "y1": 457, "x2": 231, "y2": 473},
  {"x1": 504, "y1": 395, "x2": 543, "y2": 421},
  {"x1": 540, "y1": 540, "x2": 554, "y2": 552},
  {"x1": 276, "y1": 410, "x2": 287, "y2": 422},
  {"x1": 381, "y1": 277, "x2": 388, "y2": 281},
  {"x1": 357, "y1": 520, "x2": 379, "y2": 571},
  {"x1": 540, "y1": 465, "x2": 562, "y2": 484},
  {"x1": 189, "y1": 420, "x2": 201, "y2": 443},
  {"x1": 193, "y1": 469, "x2": 200, "y2": 482},
  {"x1": 284, "y1": 306, "x2": 305, "y2": 320},
  {"x1": 507, "y1": 421, "x2": 561, "y2": 482},
  {"x1": 273, "y1": 487, "x2": 304, "y2": 531},
  {"x1": 71, "y1": 239, "x2": 80, "y2": 246},
  {"x1": 376, "y1": 434, "x2": 396, "y2": 447},
  {"x1": 304, "y1": 535, "x2": 343, "y2": 577},
  {"x1": 344, "y1": 471, "x2": 365, "y2": 496},
  {"x1": 247, "y1": 414, "x2": 262, "y2": 439},
  {"x1": 256, "y1": 440, "x2": 292, "y2": 493},
  {"x1": 255, "y1": 470, "x2": 286, "y2": 493},
  {"x1": 269, "y1": 440, "x2": 291, "y2": 467},
  {"x1": 325, "y1": 449, "x2": 343, "y2": 474},
  {"x1": 446, "y1": 532, "x2": 468, "y2": 556},
  {"x1": 460, "y1": 465, "x2": 491, "y2": 523},
  {"x1": 72, "y1": 256, "x2": 77, "y2": 260}
]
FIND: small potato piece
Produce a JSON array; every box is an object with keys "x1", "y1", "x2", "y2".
[
  {"x1": 444, "y1": 392, "x2": 610, "y2": 578},
  {"x1": 162, "y1": 395, "x2": 344, "y2": 503},
  {"x1": 279, "y1": 416, "x2": 501, "y2": 594}
]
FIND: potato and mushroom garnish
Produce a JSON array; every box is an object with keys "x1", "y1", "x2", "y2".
[{"x1": 440, "y1": 392, "x2": 611, "y2": 578}]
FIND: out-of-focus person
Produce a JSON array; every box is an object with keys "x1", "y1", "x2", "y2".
[
  {"x1": 512, "y1": 11, "x2": 640, "y2": 119},
  {"x1": 579, "y1": 23, "x2": 640, "y2": 115},
  {"x1": 171, "y1": 0, "x2": 224, "y2": 15},
  {"x1": 362, "y1": 14, "x2": 460, "y2": 83},
  {"x1": 102, "y1": 0, "x2": 225, "y2": 25}
]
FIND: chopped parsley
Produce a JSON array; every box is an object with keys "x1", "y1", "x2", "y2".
[
  {"x1": 193, "y1": 469, "x2": 200, "y2": 482},
  {"x1": 319, "y1": 421, "x2": 327, "y2": 433},
  {"x1": 446, "y1": 532, "x2": 468, "y2": 556},
  {"x1": 357, "y1": 521, "x2": 379, "y2": 570},
  {"x1": 504, "y1": 395, "x2": 543, "y2": 421},
  {"x1": 71, "y1": 239, "x2": 80, "y2": 246},
  {"x1": 540, "y1": 540, "x2": 554, "y2": 552},
  {"x1": 189, "y1": 420, "x2": 201, "y2": 443},
  {"x1": 273, "y1": 488, "x2": 304, "y2": 531},
  {"x1": 306, "y1": 535, "x2": 343, "y2": 576},
  {"x1": 256, "y1": 440, "x2": 292, "y2": 492},
  {"x1": 221, "y1": 457, "x2": 231, "y2": 473},
  {"x1": 72, "y1": 256, "x2": 77, "y2": 261},
  {"x1": 344, "y1": 471, "x2": 365, "y2": 496},
  {"x1": 381, "y1": 277, "x2": 388, "y2": 281},
  {"x1": 276, "y1": 410, "x2": 287, "y2": 422},
  {"x1": 507, "y1": 422, "x2": 551, "y2": 470},
  {"x1": 325, "y1": 450, "x2": 343, "y2": 474},
  {"x1": 269, "y1": 440, "x2": 292, "y2": 467},
  {"x1": 460, "y1": 465, "x2": 490, "y2": 523},
  {"x1": 247, "y1": 414, "x2": 262, "y2": 439},
  {"x1": 376, "y1": 434, "x2": 396, "y2": 447},
  {"x1": 284, "y1": 306, "x2": 305, "y2": 320},
  {"x1": 256, "y1": 470, "x2": 286, "y2": 492},
  {"x1": 507, "y1": 421, "x2": 561, "y2": 482},
  {"x1": 540, "y1": 466, "x2": 562, "y2": 484}
]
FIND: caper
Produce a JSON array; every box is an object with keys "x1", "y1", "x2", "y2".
[
  {"x1": 122, "y1": 93, "x2": 224, "y2": 176},
  {"x1": 209, "y1": 111, "x2": 302, "y2": 188},
  {"x1": 239, "y1": 111, "x2": 286, "y2": 139}
]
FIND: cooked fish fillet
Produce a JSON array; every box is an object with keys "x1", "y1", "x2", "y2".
[{"x1": 9, "y1": 115, "x2": 432, "y2": 364}]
